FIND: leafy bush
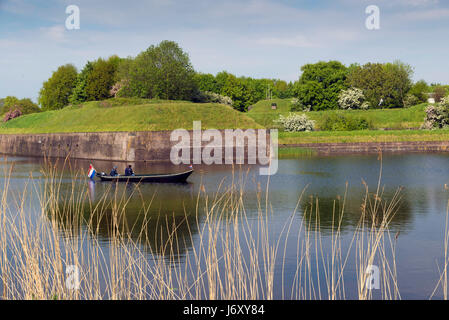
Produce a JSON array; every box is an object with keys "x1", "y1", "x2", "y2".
[
  {"x1": 422, "y1": 96, "x2": 449, "y2": 129},
  {"x1": 275, "y1": 113, "x2": 315, "y2": 132},
  {"x1": 290, "y1": 98, "x2": 310, "y2": 112},
  {"x1": 39, "y1": 64, "x2": 78, "y2": 110},
  {"x1": 409, "y1": 80, "x2": 429, "y2": 103},
  {"x1": 123, "y1": 41, "x2": 198, "y2": 101},
  {"x1": 338, "y1": 88, "x2": 368, "y2": 110},
  {"x1": 346, "y1": 61, "x2": 413, "y2": 108},
  {"x1": 294, "y1": 61, "x2": 348, "y2": 111},
  {"x1": 403, "y1": 94, "x2": 419, "y2": 108},
  {"x1": 194, "y1": 91, "x2": 233, "y2": 106},
  {"x1": 434, "y1": 86, "x2": 447, "y2": 103},
  {"x1": 69, "y1": 61, "x2": 94, "y2": 105},
  {"x1": 1, "y1": 97, "x2": 40, "y2": 115},
  {"x1": 85, "y1": 57, "x2": 118, "y2": 101},
  {"x1": 320, "y1": 113, "x2": 372, "y2": 131}
]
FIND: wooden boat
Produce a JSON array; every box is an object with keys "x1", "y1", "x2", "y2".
[{"x1": 97, "y1": 169, "x2": 193, "y2": 183}]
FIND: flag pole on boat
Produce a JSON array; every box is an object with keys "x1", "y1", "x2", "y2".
[{"x1": 88, "y1": 164, "x2": 96, "y2": 180}]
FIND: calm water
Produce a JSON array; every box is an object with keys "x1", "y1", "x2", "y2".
[{"x1": 2, "y1": 153, "x2": 449, "y2": 299}]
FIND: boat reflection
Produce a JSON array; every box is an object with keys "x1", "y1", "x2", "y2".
[{"x1": 48, "y1": 179, "x2": 203, "y2": 262}]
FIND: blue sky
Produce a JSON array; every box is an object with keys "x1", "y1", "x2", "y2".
[{"x1": 1, "y1": 0, "x2": 449, "y2": 102}]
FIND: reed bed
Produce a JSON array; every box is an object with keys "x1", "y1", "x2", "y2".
[{"x1": 0, "y1": 158, "x2": 409, "y2": 300}]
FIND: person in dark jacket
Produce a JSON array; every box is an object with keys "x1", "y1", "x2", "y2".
[
  {"x1": 110, "y1": 166, "x2": 118, "y2": 176},
  {"x1": 124, "y1": 165, "x2": 134, "y2": 176}
]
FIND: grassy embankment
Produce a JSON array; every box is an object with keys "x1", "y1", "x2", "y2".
[
  {"x1": 248, "y1": 98, "x2": 427, "y2": 130},
  {"x1": 247, "y1": 98, "x2": 449, "y2": 146},
  {"x1": 0, "y1": 98, "x2": 262, "y2": 134},
  {"x1": 1, "y1": 97, "x2": 448, "y2": 149}
]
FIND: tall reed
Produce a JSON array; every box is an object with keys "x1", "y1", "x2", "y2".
[{"x1": 0, "y1": 158, "x2": 403, "y2": 300}]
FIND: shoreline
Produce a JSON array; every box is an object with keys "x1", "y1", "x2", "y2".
[
  {"x1": 1, "y1": 131, "x2": 449, "y2": 161},
  {"x1": 280, "y1": 140, "x2": 449, "y2": 155}
]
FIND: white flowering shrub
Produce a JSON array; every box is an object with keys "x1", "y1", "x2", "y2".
[
  {"x1": 361, "y1": 101, "x2": 370, "y2": 110},
  {"x1": 403, "y1": 94, "x2": 419, "y2": 108},
  {"x1": 441, "y1": 96, "x2": 449, "y2": 108},
  {"x1": 338, "y1": 88, "x2": 367, "y2": 110},
  {"x1": 275, "y1": 113, "x2": 315, "y2": 132},
  {"x1": 198, "y1": 91, "x2": 233, "y2": 106},
  {"x1": 422, "y1": 96, "x2": 449, "y2": 129}
]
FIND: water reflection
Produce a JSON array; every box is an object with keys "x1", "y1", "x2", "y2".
[
  {"x1": 50, "y1": 179, "x2": 202, "y2": 260},
  {"x1": 298, "y1": 190, "x2": 414, "y2": 235},
  {"x1": 5, "y1": 153, "x2": 449, "y2": 299}
]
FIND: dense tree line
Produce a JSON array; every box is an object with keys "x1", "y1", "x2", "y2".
[
  {"x1": 35, "y1": 40, "x2": 293, "y2": 112},
  {"x1": 293, "y1": 61, "x2": 348, "y2": 111},
  {"x1": 17, "y1": 40, "x2": 447, "y2": 116},
  {"x1": 0, "y1": 96, "x2": 40, "y2": 116},
  {"x1": 194, "y1": 72, "x2": 293, "y2": 111}
]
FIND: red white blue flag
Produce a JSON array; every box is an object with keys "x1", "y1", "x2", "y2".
[{"x1": 88, "y1": 164, "x2": 96, "y2": 179}]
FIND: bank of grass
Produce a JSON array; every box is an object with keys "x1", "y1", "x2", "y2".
[
  {"x1": 0, "y1": 98, "x2": 262, "y2": 134},
  {"x1": 278, "y1": 129, "x2": 449, "y2": 144},
  {"x1": 248, "y1": 99, "x2": 427, "y2": 130}
]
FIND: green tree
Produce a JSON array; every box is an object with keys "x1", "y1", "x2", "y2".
[
  {"x1": 295, "y1": 81, "x2": 325, "y2": 110},
  {"x1": 383, "y1": 61, "x2": 413, "y2": 107},
  {"x1": 85, "y1": 57, "x2": 118, "y2": 101},
  {"x1": 195, "y1": 73, "x2": 219, "y2": 93},
  {"x1": 346, "y1": 61, "x2": 413, "y2": 108},
  {"x1": 38, "y1": 64, "x2": 78, "y2": 110},
  {"x1": 15, "y1": 98, "x2": 41, "y2": 114},
  {"x1": 69, "y1": 61, "x2": 94, "y2": 104},
  {"x1": 273, "y1": 80, "x2": 290, "y2": 98},
  {"x1": 346, "y1": 63, "x2": 388, "y2": 108},
  {"x1": 193, "y1": 71, "x2": 293, "y2": 110},
  {"x1": 215, "y1": 71, "x2": 230, "y2": 94},
  {"x1": 3, "y1": 96, "x2": 19, "y2": 111},
  {"x1": 409, "y1": 80, "x2": 429, "y2": 103},
  {"x1": 125, "y1": 41, "x2": 197, "y2": 100},
  {"x1": 1, "y1": 96, "x2": 41, "y2": 115},
  {"x1": 220, "y1": 73, "x2": 251, "y2": 112},
  {"x1": 295, "y1": 61, "x2": 348, "y2": 110},
  {"x1": 434, "y1": 86, "x2": 447, "y2": 103}
]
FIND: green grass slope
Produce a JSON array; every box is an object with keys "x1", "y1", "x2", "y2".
[
  {"x1": 248, "y1": 99, "x2": 428, "y2": 130},
  {"x1": 0, "y1": 99, "x2": 262, "y2": 134}
]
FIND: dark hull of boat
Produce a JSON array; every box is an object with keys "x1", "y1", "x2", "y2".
[{"x1": 98, "y1": 170, "x2": 193, "y2": 183}]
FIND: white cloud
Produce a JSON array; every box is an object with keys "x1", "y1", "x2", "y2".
[
  {"x1": 395, "y1": 0, "x2": 439, "y2": 6},
  {"x1": 255, "y1": 29, "x2": 360, "y2": 48},
  {"x1": 39, "y1": 25, "x2": 67, "y2": 42},
  {"x1": 397, "y1": 8, "x2": 449, "y2": 20},
  {"x1": 256, "y1": 35, "x2": 318, "y2": 48},
  {"x1": 340, "y1": 0, "x2": 439, "y2": 7},
  {"x1": 1, "y1": 0, "x2": 449, "y2": 100}
]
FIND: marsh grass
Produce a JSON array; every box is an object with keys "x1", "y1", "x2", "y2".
[{"x1": 0, "y1": 157, "x2": 404, "y2": 300}]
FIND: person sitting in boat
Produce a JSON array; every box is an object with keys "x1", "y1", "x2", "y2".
[
  {"x1": 110, "y1": 166, "x2": 118, "y2": 176},
  {"x1": 124, "y1": 165, "x2": 134, "y2": 176}
]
